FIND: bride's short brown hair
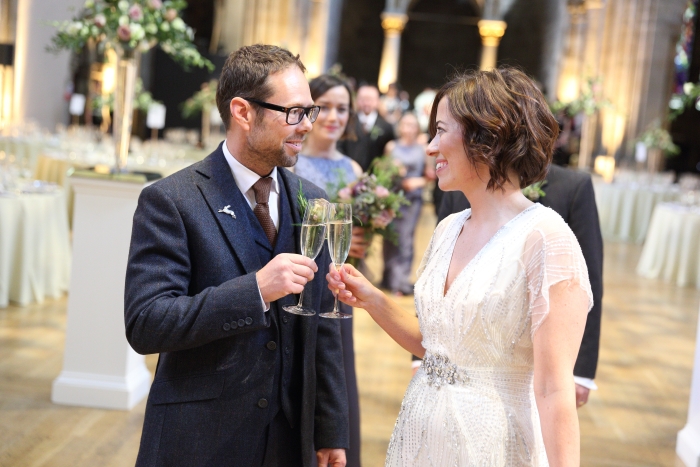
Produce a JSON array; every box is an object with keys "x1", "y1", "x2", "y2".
[{"x1": 429, "y1": 67, "x2": 559, "y2": 190}]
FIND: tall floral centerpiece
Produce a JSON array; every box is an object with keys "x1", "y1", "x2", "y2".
[{"x1": 49, "y1": 0, "x2": 214, "y2": 172}]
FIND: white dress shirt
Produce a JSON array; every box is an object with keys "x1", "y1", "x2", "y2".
[
  {"x1": 222, "y1": 140, "x2": 280, "y2": 311},
  {"x1": 358, "y1": 110, "x2": 378, "y2": 133}
]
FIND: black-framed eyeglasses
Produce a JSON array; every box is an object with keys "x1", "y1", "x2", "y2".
[{"x1": 242, "y1": 98, "x2": 321, "y2": 125}]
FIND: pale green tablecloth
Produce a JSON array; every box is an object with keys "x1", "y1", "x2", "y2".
[
  {"x1": 0, "y1": 190, "x2": 71, "y2": 307},
  {"x1": 594, "y1": 182, "x2": 681, "y2": 243},
  {"x1": 637, "y1": 202, "x2": 700, "y2": 289}
]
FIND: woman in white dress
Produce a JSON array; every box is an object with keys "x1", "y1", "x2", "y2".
[{"x1": 327, "y1": 67, "x2": 593, "y2": 466}]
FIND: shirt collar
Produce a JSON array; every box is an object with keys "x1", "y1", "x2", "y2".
[{"x1": 222, "y1": 139, "x2": 279, "y2": 196}]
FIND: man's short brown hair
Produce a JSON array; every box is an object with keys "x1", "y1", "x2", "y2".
[
  {"x1": 216, "y1": 44, "x2": 306, "y2": 129},
  {"x1": 429, "y1": 67, "x2": 559, "y2": 190}
]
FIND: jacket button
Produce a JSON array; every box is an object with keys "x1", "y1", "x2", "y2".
[
  {"x1": 245, "y1": 317, "x2": 253, "y2": 325},
  {"x1": 284, "y1": 347, "x2": 290, "y2": 355},
  {"x1": 257, "y1": 398, "x2": 268, "y2": 408},
  {"x1": 282, "y1": 316, "x2": 289, "y2": 324},
  {"x1": 231, "y1": 321, "x2": 238, "y2": 329},
  {"x1": 266, "y1": 341, "x2": 277, "y2": 351},
  {"x1": 237, "y1": 319, "x2": 245, "y2": 327},
  {"x1": 223, "y1": 323, "x2": 231, "y2": 331}
]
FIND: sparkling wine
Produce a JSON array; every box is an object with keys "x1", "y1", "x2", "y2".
[
  {"x1": 300, "y1": 223, "x2": 326, "y2": 259},
  {"x1": 327, "y1": 221, "x2": 352, "y2": 266}
]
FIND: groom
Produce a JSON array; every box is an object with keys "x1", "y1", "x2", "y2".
[{"x1": 124, "y1": 45, "x2": 348, "y2": 467}]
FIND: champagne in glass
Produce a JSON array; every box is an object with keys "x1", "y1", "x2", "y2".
[
  {"x1": 321, "y1": 203, "x2": 353, "y2": 319},
  {"x1": 283, "y1": 199, "x2": 329, "y2": 316}
]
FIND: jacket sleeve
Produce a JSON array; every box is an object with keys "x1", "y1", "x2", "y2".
[
  {"x1": 567, "y1": 176, "x2": 604, "y2": 379},
  {"x1": 124, "y1": 183, "x2": 269, "y2": 355}
]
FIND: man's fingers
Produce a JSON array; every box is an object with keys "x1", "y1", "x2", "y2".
[
  {"x1": 287, "y1": 254, "x2": 318, "y2": 272},
  {"x1": 290, "y1": 263, "x2": 315, "y2": 281}
]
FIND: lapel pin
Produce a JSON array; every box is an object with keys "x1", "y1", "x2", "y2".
[{"x1": 218, "y1": 205, "x2": 236, "y2": 219}]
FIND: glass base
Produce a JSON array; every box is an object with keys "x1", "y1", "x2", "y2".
[
  {"x1": 319, "y1": 311, "x2": 353, "y2": 319},
  {"x1": 283, "y1": 305, "x2": 316, "y2": 316}
]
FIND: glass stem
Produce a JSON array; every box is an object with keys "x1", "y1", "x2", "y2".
[
  {"x1": 333, "y1": 263, "x2": 341, "y2": 314},
  {"x1": 297, "y1": 287, "x2": 305, "y2": 308}
]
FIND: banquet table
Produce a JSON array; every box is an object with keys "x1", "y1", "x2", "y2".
[
  {"x1": 0, "y1": 189, "x2": 71, "y2": 307},
  {"x1": 594, "y1": 182, "x2": 681, "y2": 243},
  {"x1": 637, "y1": 202, "x2": 700, "y2": 289}
]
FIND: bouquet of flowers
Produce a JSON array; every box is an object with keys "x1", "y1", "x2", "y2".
[
  {"x1": 637, "y1": 121, "x2": 680, "y2": 157},
  {"x1": 329, "y1": 157, "x2": 410, "y2": 246},
  {"x1": 48, "y1": 0, "x2": 213, "y2": 70},
  {"x1": 550, "y1": 76, "x2": 611, "y2": 117},
  {"x1": 182, "y1": 80, "x2": 217, "y2": 118}
]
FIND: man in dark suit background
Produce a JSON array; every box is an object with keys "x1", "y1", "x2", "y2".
[
  {"x1": 338, "y1": 84, "x2": 395, "y2": 171},
  {"x1": 433, "y1": 164, "x2": 603, "y2": 407},
  {"x1": 125, "y1": 45, "x2": 348, "y2": 467}
]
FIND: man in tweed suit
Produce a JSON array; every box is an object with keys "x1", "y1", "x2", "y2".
[{"x1": 125, "y1": 45, "x2": 348, "y2": 467}]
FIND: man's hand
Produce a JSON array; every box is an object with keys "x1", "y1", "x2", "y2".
[
  {"x1": 349, "y1": 226, "x2": 369, "y2": 259},
  {"x1": 256, "y1": 253, "x2": 317, "y2": 303},
  {"x1": 575, "y1": 383, "x2": 590, "y2": 408},
  {"x1": 317, "y1": 448, "x2": 346, "y2": 467}
]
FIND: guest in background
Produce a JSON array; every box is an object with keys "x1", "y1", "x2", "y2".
[
  {"x1": 381, "y1": 113, "x2": 427, "y2": 296},
  {"x1": 413, "y1": 86, "x2": 436, "y2": 133},
  {"x1": 293, "y1": 73, "x2": 366, "y2": 467},
  {"x1": 338, "y1": 84, "x2": 395, "y2": 171},
  {"x1": 378, "y1": 82, "x2": 403, "y2": 126}
]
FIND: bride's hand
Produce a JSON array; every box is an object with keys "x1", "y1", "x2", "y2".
[{"x1": 326, "y1": 262, "x2": 379, "y2": 310}]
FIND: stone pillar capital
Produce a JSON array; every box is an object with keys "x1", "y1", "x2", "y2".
[
  {"x1": 478, "y1": 19, "x2": 507, "y2": 47},
  {"x1": 381, "y1": 12, "x2": 408, "y2": 34}
]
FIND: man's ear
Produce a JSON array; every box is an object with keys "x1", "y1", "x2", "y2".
[{"x1": 230, "y1": 97, "x2": 254, "y2": 131}]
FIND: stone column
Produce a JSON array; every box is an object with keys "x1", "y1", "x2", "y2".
[
  {"x1": 377, "y1": 12, "x2": 407, "y2": 93},
  {"x1": 12, "y1": 0, "x2": 83, "y2": 129},
  {"x1": 478, "y1": 19, "x2": 507, "y2": 71}
]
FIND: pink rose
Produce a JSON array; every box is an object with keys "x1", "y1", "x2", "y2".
[
  {"x1": 148, "y1": 0, "x2": 163, "y2": 9},
  {"x1": 375, "y1": 186, "x2": 389, "y2": 197},
  {"x1": 128, "y1": 4, "x2": 143, "y2": 21},
  {"x1": 371, "y1": 210, "x2": 394, "y2": 229},
  {"x1": 117, "y1": 24, "x2": 131, "y2": 41},
  {"x1": 93, "y1": 14, "x2": 106, "y2": 27},
  {"x1": 164, "y1": 8, "x2": 178, "y2": 22},
  {"x1": 337, "y1": 187, "x2": 352, "y2": 200}
]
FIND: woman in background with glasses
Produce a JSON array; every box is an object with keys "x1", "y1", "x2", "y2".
[{"x1": 293, "y1": 73, "x2": 366, "y2": 467}]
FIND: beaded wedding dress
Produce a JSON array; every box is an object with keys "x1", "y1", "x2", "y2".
[{"x1": 386, "y1": 204, "x2": 593, "y2": 466}]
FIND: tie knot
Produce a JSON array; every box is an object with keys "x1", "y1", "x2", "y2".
[{"x1": 252, "y1": 177, "x2": 273, "y2": 204}]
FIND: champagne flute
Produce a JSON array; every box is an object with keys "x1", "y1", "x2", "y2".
[
  {"x1": 321, "y1": 202, "x2": 353, "y2": 319},
  {"x1": 283, "y1": 199, "x2": 329, "y2": 316}
]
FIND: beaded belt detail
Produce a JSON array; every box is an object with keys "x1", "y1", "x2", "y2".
[{"x1": 423, "y1": 353, "x2": 469, "y2": 387}]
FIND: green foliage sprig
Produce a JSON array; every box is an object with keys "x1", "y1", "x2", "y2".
[
  {"x1": 637, "y1": 121, "x2": 680, "y2": 157},
  {"x1": 550, "y1": 77, "x2": 612, "y2": 117},
  {"x1": 48, "y1": 0, "x2": 214, "y2": 71},
  {"x1": 668, "y1": 82, "x2": 700, "y2": 120},
  {"x1": 92, "y1": 77, "x2": 159, "y2": 112},
  {"x1": 182, "y1": 80, "x2": 217, "y2": 118}
]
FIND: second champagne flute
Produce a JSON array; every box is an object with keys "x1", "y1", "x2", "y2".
[
  {"x1": 283, "y1": 199, "x2": 329, "y2": 316},
  {"x1": 321, "y1": 202, "x2": 353, "y2": 319}
]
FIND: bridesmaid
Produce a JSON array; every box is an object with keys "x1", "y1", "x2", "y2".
[
  {"x1": 293, "y1": 74, "x2": 367, "y2": 467},
  {"x1": 381, "y1": 113, "x2": 428, "y2": 296}
]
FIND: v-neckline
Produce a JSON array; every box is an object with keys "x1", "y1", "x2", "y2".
[{"x1": 441, "y1": 204, "x2": 539, "y2": 298}]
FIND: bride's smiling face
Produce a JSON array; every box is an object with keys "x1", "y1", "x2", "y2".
[{"x1": 427, "y1": 97, "x2": 480, "y2": 192}]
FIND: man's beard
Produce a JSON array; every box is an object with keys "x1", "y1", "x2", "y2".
[{"x1": 247, "y1": 123, "x2": 299, "y2": 169}]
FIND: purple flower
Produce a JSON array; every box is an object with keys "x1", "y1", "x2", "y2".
[
  {"x1": 117, "y1": 24, "x2": 131, "y2": 41},
  {"x1": 128, "y1": 4, "x2": 143, "y2": 21}
]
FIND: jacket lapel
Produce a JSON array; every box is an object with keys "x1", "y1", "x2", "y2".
[
  {"x1": 195, "y1": 146, "x2": 262, "y2": 274},
  {"x1": 278, "y1": 169, "x2": 302, "y2": 256}
]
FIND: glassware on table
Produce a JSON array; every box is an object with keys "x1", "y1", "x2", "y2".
[
  {"x1": 283, "y1": 199, "x2": 330, "y2": 316},
  {"x1": 320, "y1": 202, "x2": 353, "y2": 319}
]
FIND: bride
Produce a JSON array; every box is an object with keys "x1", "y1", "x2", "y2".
[{"x1": 327, "y1": 67, "x2": 593, "y2": 466}]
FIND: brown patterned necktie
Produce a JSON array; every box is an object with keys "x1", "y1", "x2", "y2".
[{"x1": 251, "y1": 177, "x2": 277, "y2": 247}]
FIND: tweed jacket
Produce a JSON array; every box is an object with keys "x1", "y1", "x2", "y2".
[
  {"x1": 124, "y1": 143, "x2": 349, "y2": 467},
  {"x1": 437, "y1": 164, "x2": 604, "y2": 379}
]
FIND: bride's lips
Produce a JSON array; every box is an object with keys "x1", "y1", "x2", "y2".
[{"x1": 435, "y1": 160, "x2": 448, "y2": 174}]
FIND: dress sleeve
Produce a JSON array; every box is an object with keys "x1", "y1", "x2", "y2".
[{"x1": 524, "y1": 219, "x2": 594, "y2": 338}]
